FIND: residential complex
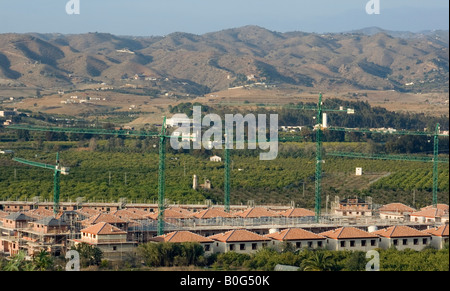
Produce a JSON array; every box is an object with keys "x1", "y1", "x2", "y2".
[{"x1": 0, "y1": 199, "x2": 448, "y2": 261}]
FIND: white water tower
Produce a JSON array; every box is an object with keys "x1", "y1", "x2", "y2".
[
  {"x1": 193, "y1": 175, "x2": 198, "y2": 190},
  {"x1": 356, "y1": 167, "x2": 363, "y2": 176},
  {"x1": 368, "y1": 226, "x2": 378, "y2": 233},
  {"x1": 322, "y1": 113, "x2": 328, "y2": 128}
]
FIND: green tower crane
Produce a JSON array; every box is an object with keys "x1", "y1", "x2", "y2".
[
  {"x1": 13, "y1": 152, "x2": 69, "y2": 217},
  {"x1": 221, "y1": 121, "x2": 303, "y2": 213},
  {"x1": 256, "y1": 93, "x2": 354, "y2": 222},
  {"x1": 7, "y1": 120, "x2": 175, "y2": 235},
  {"x1": 326, "y1": 123, "x2": 449, "y2": 208},
  {"x1": 314, "y1": 93, "x2": 324, "y2": 223},
  {"x1": 432, "y1": 123, "x2": 441, "y2": 207},
  {"x1": 157, "y1": 117, "x2": 167, "y2": 235}
]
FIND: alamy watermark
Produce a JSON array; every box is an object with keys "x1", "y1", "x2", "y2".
[
  {"x1": 170, "y1": 106, "x2": 279, "y2": 161},
  {"x1": 64, "y1": 1, "x2": 380, "y2": 16},
  {"x1": 366, "y1": 0, "x2": 381, "y2": 15},
  {"x1": 365, "y1": 250, "x2": 380, "y2": 271},
  {"x1": 65, "y1": 250, "x2": 80, "y2": 271},
  {"x1": 66, "y1": 0, "x2": 80, "y2": 15}
]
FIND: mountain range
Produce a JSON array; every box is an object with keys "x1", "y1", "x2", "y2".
[{"x1": 0, "y1": 26, "x2": 448, "y2": 95}]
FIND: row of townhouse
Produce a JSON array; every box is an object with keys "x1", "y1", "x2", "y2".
[
  {"x1": 378, "y1": 203, "x2": 449, "y2": 223},
  {"x1": 72, "y1": 224, "x2": 448, "y2": 260},
  {"x1": 1, "y1": 204, "x2": 448, "y2": 261},
  {"x1": 3, "y1": 199, "x2": 448, "y2": 225}
]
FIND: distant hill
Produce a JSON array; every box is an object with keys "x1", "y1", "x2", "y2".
[
  {"x1": 346, "y1": 27, "x2": 449, "y2": 46},
  {"x1": 0, "y1": 26, "x2": 448, "y2": 94}
]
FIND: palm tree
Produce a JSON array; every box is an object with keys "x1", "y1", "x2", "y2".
[
  {"x1": 3, "y1": 251, "x2": 35, "y2": 271},
  {"x1": 301, "y1": 251, "x2": 336, "y2": 271},
  {"x1": 32, "y1": 250, "x2": 54, "y2": 271}
]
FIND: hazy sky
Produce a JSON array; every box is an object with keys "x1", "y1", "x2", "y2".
[{"x1": 0, "y1": 0, "x2": 448, "y2": 35}]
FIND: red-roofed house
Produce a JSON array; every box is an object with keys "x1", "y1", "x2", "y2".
[
  {"x1": 424, "y1": 225, "x2": 449, "y2": 249},
  {"x1": 333, "y1": 198, "x2": 373, "y2": 217},
  {"x1": 234, "y1": 207, "x2": 282, "y2": 225},
  {"x1": 24, "y1": 208, "x2": 55, "y2": 220},
  {"x1": 150, "y1": 231, "x2": 216, "y2": 255},
  {"x1": 320, "y1": 227, "x2": 379, "y2": 251},
  {"x1": 410, "y1": 205, "x2": 449, "y2": 224},
  {"x1": 148, "y1": 208, "x2": 191, "y2": 224},
  {"x1": 75, "y1": 222, "x2": 136, "y2": 261},
  {"x1": 23, "y1": 217, "x2": 69, "y2": 256},
  {"x1": 265, "y1": 228, "x2": 326, "y2": 250},
  {"x1": 190, "y1": 207, "x2": 237, "y2": 227},
  {"x1": 111, "y1": 209, "x2": 148, "y2": 222},
  {"x1": 278, "y1": 208, "x2": 315, "y2": 218},
  {"x1": 80, "y1": 213, "x2": 128, "y2": 231},
  {"x1": 373, "y1": 225, "x2": 431, "y2": 251},
  {"x1": 209, "y1": 229, "x2": 271, "y2": 254},
  {"x1": 277, "y1": 208, "x2": 315, "y2": 224},
  {"x1": 378, "y1": 203, "x2": 416, "y2": 221}
]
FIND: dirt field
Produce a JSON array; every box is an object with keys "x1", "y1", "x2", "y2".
[
  {"x1": 194, "y1": 87, "x2": 449, "y2": 116},
  {"x1": 5, "y1": 86, "x2": 449, "y2": 127}
]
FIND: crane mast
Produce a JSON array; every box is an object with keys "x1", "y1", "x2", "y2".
[{"x1": 13, "y1": 152, "x2": 69, "y2": 217}]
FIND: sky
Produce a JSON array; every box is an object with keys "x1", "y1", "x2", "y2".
[{"x1": 0, "y1": 0, "x2": 448, "y2": 36}]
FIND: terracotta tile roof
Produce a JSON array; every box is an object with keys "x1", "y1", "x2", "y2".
[
  {"x1": 208, "y1": 229, "x2": 270, "y2": 243},
  {"x1": 148, "y1": 208, "x2": 191, "y2": 220},
  {"x1": 151, "y1": 231, "x2": 214, "y2": 243},
  {"x1": 421, "y1": 204, "x2": 449, "y2": 211},
  {"x1": 278, "y1": 208, "x2": 315, "y2": 217},
  {"x1": 25, "y1": 208, "x2": 55, "y2": 219},
  {"x1": 373, "y1": 225, "x2": 430, "y2": 238},
  {"x1": 81, "y1": 222, "x2": 127, "y2": 235},
  {"x1": 411, "y1": 207, "x2": 447, "y2": 218},
  {"x1": 76, "y1": 207, "x2": 101, "y2": 217},
  {"x1": 191, "y1": 208, "x2": 237, "y2": 219},
  {"x1": 169, "y1": 207, "x2": 194, "y2": 216},
  {"x1": 125, "y1": 208, "x2": 153, "y2": 216},
  {"x1": 111, "y1": 209, "x2": 147, "y2": 221},
  {"x1": 378, "y1": 203, "x2": 416, "y2": 213},
  {"x1": 266, "y1": 228, "x2": 325, "y2": 241},
  {"x1": 320, "y1": 227, "x2": 378, "y2": 239},
  {"x1": 234, "y1": 207, "x2": 281, "y2": 218},
  {"x1": 81, "y1": 213, "x2": 127, "y2": 226},
  {"x1": 423, "y1": 225, "x2": 449, "y2": 237}
]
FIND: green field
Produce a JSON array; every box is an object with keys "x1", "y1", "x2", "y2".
[{"x1": 0, "y1": 140, "x2": 448, "y2": 209}]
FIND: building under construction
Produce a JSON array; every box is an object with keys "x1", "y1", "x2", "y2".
[{"x1": 0, "y1": 199, "x2": 448, "y2": 261}]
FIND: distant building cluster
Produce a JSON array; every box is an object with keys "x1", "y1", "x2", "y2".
[{"x1": 0, "y1": 200, "x2": 448, "y2": 261}]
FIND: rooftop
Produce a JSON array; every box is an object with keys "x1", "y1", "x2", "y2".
[
  {"x1": 151, "y1": 231, "x2": 214, "y2": 243},
  {"x1": 111, "y1": 209, "x2": 147, "y2": 221},
  {"x1": 191, "y1": 208, "x2": 237, "y2": 219},
  {"x1": 234, "y1": 207, "x2": 281, "y2": 218},
  {"x1": 34, "y1": 217, "x2": 68, "y2": 227},
  {"x1": 209, "y1": 229, "x2": 270, "y2": 243},
  {"x1": 373, "y1": 225, "x2": 430, "y2": 238},
  {"x1": 266, "y1": 228, "x2": 325, "y2": 241},
  {"x1": 278, "y1": 208, "x2": 315, "y2": 217},
  {"x1": 378, "y1": 203, "x2": 416, "y2": 213},
  {"x1": 148, "y1": 208, "x2": 191, "y2": 220},
  {"x1": 81, "y1": 222, "x2": 127, "y2": 235},
  {"x1": 411, "y1": 207, "x2": 448, "y2": 218},
  {"x1": 4, "y1": 212, "x2": 33, "y2": 221},
  {"x1": 320, "y1": 226, "x2": 378, "y2": 239},
  {"x1": 82, "y1": 213, "x2": 127, "y2": 225},
  {"x1": 423, "y1": 225, "x2": 449, "y2": 237}
]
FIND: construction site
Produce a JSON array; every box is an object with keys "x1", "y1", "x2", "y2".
[
  {"x1": 0, "y1": 94, "x2": 449, "y2": 262},
  {"x1": 0, "y1": 196, "x2": 449, "y2": 261}
]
